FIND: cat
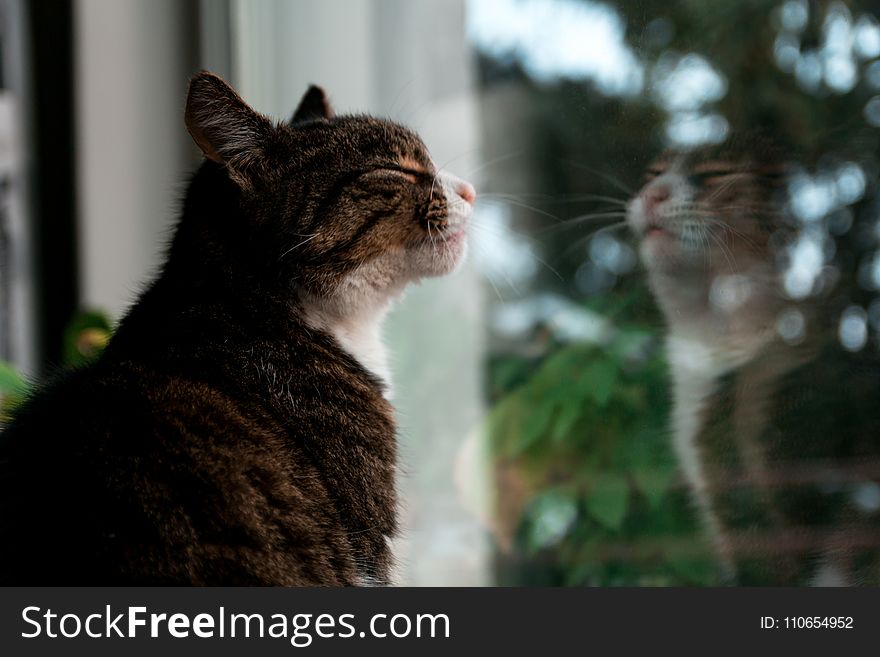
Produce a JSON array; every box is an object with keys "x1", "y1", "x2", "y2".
[
  {"x1": 0, "y1": 72, "x2": 475, "y2": 585},
  {"x1": 626, "y1": 136, "x2": 880, "y2": 585}
]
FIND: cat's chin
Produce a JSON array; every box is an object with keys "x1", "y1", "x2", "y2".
[
  {"x1": 639, "y1": 235, "x2": 679, "y2": 272},
  {"x1": 412, "y1": 230, "x2": 468, "y2": 277},
  {"x1": 639, "y1": 233, "x2": 704, "y2": 275}
]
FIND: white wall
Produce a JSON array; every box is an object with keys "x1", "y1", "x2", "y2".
[
  {"x1": 232, "y1": 0, "x2": 374, "y2": 117},
  {"x1": 0, "y1": 0, "x2": 36, "y2": 373},
  {"x1": 75, "y1": 0, "x2": 198, "y2": 319}
]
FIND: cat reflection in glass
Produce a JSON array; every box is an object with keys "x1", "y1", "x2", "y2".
[{"x1": 627, "y1": 136, "x2": 880, "y2": 585}]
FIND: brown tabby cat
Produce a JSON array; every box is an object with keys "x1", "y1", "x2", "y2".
[
  {"x1": 0, "y1": 72, "x2": 475, "y2": 585},
  {"x1": 627, "y1": 137, "x2": 880, "y2": 585}
]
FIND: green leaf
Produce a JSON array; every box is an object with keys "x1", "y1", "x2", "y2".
[
  {"x1": 551, "y1": 402, "x2": 583, "y2": 443},
  {"x1": 668, "y1": 556, "x2": 719, "y2": 587},
  {"x1": 631, "y1": 465, "x2": 675, "y2": 510},
  {"x1": 0, "y1": 361, "x2": 29, "y2": 396},
  {"x1": 486, "y1": 390, "x2": 527, "y2": 458},
  {"x1": 513, "y1": 398, "x2": 556, "y2": 455},
  {"x1": 579, "y1": 359, "x2": 618, "y2": 407},
  {"x1": 563, "y1": 559, "x2": 601, "y2": 586},
  {"x1": 586, "y1": 472, "x2": 630, "y2": 531},
  {"x1": 529, "y1": 347, "x2": 582, "y2": 394},
  {"x1": 611, "y1": 329, "x2": 653, "y2": 362}
]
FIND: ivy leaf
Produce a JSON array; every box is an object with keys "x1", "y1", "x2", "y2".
[{"x1": 586, "y1": 472, "x2": 630, "y2": 531}]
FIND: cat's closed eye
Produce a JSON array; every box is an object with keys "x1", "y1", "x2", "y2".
[
  {"x1": 383, "y1": 166, "x2": 430, "y2": 184},
  {"x1": 687, "y1": 170, "x2": 735, "y2": 187},
  {"x1": 348, "y1": 170, "x2": 411, "y2": 200},
  {"x1": 644, "y1": 165, "x2": 667, "y2": 182},
  {"x1": 687, "y1": 161, "x2": 741, "y2": 188}
]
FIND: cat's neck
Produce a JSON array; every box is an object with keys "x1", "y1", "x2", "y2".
[
  {"x1": 648, "y1": 260, "x2": 782, "y2": 368},
  {"x1": 298, "y1": 279, "x2": 405, "y2": 400}
]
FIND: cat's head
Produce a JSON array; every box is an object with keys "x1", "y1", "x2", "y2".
[
  {"x1": 183, "y1": 72, "x2": 474, "y2": 306},
  {"x1": 626, "y1": 139, "x2": 786, "y2": 278}
]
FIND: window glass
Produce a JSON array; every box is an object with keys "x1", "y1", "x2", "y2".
[{"x1": 466, "y1": 0, "x2": 880, "y2": 586}]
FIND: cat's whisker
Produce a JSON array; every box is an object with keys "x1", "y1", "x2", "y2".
[
  {"x1": 704, "y1": 227, "x2": 739, "y2": 273},
  {"x1": 433, "y1": 148, "x2": 482, "y2": 175},
  {"x1": 479, "y1": 263, "x2": 521, "y2": 298},
  {"x1": 482, "y1": 270, "x2": 508, "y2": 302},
  {"x1": 468, "y1": 216, "x2": 544, "y2": 249},
  {"x1": 465, "y1": 239, "x2": 514, "y2": 300},
  {"x1": 697, "y1": 210, "x2": 765, "y2": 254},
  {"x1": 585, "y1": 220, "x2": 631, "y2": 239},
  {"x1": 475, "y1": 195, "x2": 562, "y2": 223},
  {"x1": 278, "y1": 234, "x2": 318, "y2": 261},
  {"x1": 446, "y1": 195, "x2": 482, "y2": 213},
  {"x1": 387, "y1": 79, "x2": 416, "y2": 119},
  {"x1": 558, "y1": 220, "x2": 630, "y2": 262},
  {"x1": 565, "y1": 211, "x2": 629, "y2": 222},
  {"x1": 426, "y1": 221, "x2": 437, "y2": 254},
  {"x1": 561, "y1": 160, "x2": 635, "y2": 195},
  {"x1": 537, "y1": 211, "x2": 628, "y2": 237},
  {"x1": 400, "y1": 96, "x2": 436, "y2": 127},
  {"x1": 461, "y1": 150, "x2": 525, "y2": 183},
  {"x1": 467, "y1": 220, "x2": 563, "y2": 281},
  {"x1": 543, "y1": 193, "x2": 629, "y2": 207},
  {"x1": 466, "y1": 226, "x2": 529, "y2": 293},
  {"x1": 703, "y1": 173, "x2": 751, "y2": 202},
  {"x1": 708, "y1": 222, "x2": 762, "y2": 255}
]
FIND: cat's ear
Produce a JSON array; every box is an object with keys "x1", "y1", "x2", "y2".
[
  {"x1": 185, "y1": 71, "x2": 275, "y2": 184},
  {"x1": 290, "y1": 85, "x2": 334, "y2": 125}
]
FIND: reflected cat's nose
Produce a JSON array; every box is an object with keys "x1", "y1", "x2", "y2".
[{"x1": 643, "y1": 185, "x2": 670, "y2": 217}]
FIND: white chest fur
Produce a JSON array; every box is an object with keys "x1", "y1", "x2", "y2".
[
  {"x1": 666, "y1": 328, "x2": 775, "y2": 575},
  {"x1": 667, "y1": 335, "x2": 728, "y2": 501},
  {"x1": 666, "y1": 335, "x2": 732, "y2": 573},
  {"x1": 327, "y1": 313, "x2": 392, "y2": 397},
  {"x1": 301, "y1": 295, "x2": 394, "y2": 400}
]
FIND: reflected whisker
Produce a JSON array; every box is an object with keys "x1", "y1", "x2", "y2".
[
  {"x1": 543, "y1": 193, "x2": 629, "y2": 207},
  {"x1": 561, "y1": 160, "x2": 635, "y2": 195}
]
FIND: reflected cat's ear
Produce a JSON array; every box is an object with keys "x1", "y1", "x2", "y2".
[
  {"x1": 184, "y1": 71, "x2": 275, "y2": 185},
  {"x1": 290, "y1": 85, "x2": 334, "y2": 125}
]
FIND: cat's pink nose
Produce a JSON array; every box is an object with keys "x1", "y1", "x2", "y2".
[
  {"x1": 642, "y1": 185, "x2": 670, "y2": 216},
  {"x1": 457, "y1": 180, "x2": 476, "y2": 206}
]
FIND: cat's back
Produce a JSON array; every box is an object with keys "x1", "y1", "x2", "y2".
[{"x1": 0, "y1": 354, "x2": 360, "y2": 586}]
